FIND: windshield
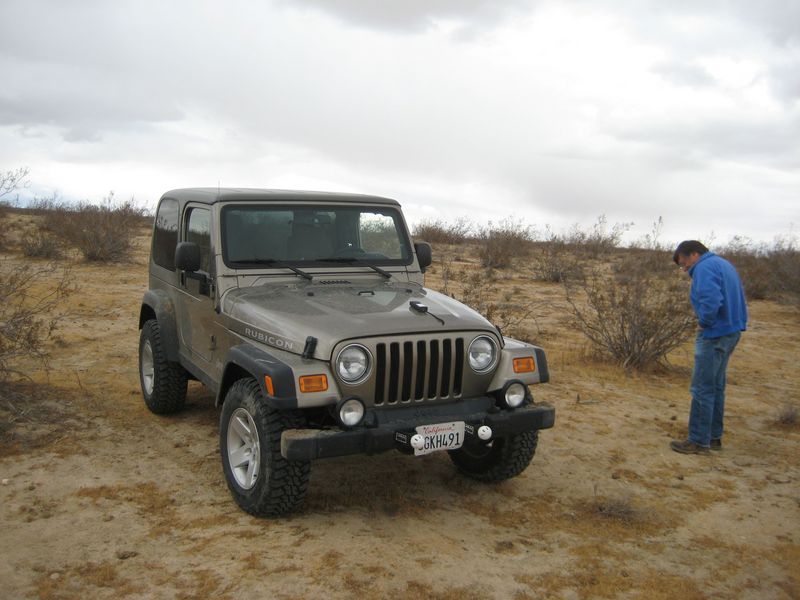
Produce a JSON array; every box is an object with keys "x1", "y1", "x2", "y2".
[{"x1": 221, "y1": 205, "x2": 412, "y2": 267}]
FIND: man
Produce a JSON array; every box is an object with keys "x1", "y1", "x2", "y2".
[{"x1": 671, "y1": 240, "x2": 748, "y2": 455}]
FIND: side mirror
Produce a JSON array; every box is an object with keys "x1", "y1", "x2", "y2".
[
  {"x1": 414, "y1": 242, "x2": 432, "y2": 273},
  {"x1": 175, "y1": 242, "x2": 201, "y2": 272}
]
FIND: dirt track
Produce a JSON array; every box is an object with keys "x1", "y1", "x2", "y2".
[{"x1": 1, "y1": 224, "x2": 798, "y2": 599}]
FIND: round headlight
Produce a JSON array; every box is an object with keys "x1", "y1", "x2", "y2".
[
  {"x1": 337, "y1": 345, "x2": 371, "y2": 383},
  {"x1": 468, "y1": 336, "x2": 497, "y2": 373},
  {"x1": 338, "y1": 397, "x2": 365, "y2": 427},
  {"x1": 504, "y1": 382, "x2": 527, "y2": 408}
]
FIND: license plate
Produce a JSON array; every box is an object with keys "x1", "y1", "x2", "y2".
[{"x1": 414, "y1": 421, "x2": 465, "y2": 456}]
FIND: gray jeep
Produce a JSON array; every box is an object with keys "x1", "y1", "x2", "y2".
[{"x1": 138, "y1": 188, "x2": 555, "y2": 516}]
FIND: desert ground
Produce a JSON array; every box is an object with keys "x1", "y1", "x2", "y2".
[{"x1": 1, "y1": 215, "x2": 798, "y2": 599}]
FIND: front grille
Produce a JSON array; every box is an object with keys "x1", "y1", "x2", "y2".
[{"x1": 374, "y1": 338, "x2": 465, "y2": 405}]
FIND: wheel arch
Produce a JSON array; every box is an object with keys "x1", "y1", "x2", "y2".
[
  {"x1": 216, "y1": 344, "x2": 298, "y2": 410},
  {"x1": 139, "y1": 289, "x2": 180, "y2": 362}
]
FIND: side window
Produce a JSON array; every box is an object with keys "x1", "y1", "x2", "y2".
[
  {"x1": 185, "y1": 207, "x2": 211, "y2": 273},
  {"x1": 152, "y1": 198, "x2": 179, "y2": 270}
]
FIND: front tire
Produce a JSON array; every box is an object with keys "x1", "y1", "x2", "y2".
[
  {"x1": 139, "y1": 319, "x2": 187, "y2": 414},
  {"x1": 449, "y1": 430, "x2": 538, "y2": 482},
  {"x1": 220, "y1": 378, "x2": 310, "y2": 517}
]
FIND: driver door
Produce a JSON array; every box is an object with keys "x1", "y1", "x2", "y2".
[{"x1": 175, "y1": 205, "x2": 216, "y2": 364}]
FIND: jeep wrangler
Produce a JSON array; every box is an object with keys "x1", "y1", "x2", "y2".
[{"x1": 138, "y1": 188, "x2": 555, "y2": 516}]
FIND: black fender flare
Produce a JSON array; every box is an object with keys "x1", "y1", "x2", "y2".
[
  {"x1": 217, "y1": 344, "x2": 297, "y2": 410},
  {"x1": 139, "y1": 290, "x2": 180, "y2": 362}
]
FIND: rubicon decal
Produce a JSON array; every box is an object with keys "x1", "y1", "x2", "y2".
[{"x1": 242, "y1": 326, "x2": 296, "y2": 351}]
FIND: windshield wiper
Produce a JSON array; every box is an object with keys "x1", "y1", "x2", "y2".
[
  {"x1": 230, "y1": 259, "x2": 313, "y2": 281},
  {"x1": 318, "y1": 257, "x2": 391, "y2": 279}
]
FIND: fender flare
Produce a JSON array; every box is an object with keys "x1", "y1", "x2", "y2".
[
  {"x1": 217, "y1": 344, "x2": 298, "y2": 410},
  {"x1": 139, "y1": 290, "x2": 180, "y2": 362}
]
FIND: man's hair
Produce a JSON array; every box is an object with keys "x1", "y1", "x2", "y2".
[{"x1": 672, "y1": 240, "x2": 709, "y2": 264}]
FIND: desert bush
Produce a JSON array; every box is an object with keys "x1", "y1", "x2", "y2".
[
  {"x1": 55, "y1": 192, "x2": 148, "y2": 262},
  {"x1": 21, "y1": 228, "x2": 63, "y2": 259},
  {"x1": 564, "y1": 251, "x2": 696, "y2": 370},
  {"x1": 0, "y1": 166, "x2": 30, "y2": 249},
  {"x1": 0, "y1": 166, "x2": 29, "y2": 201},
  {"x1": 476, "y1": 217, "x2": 533, "y2": 269},
  {"x1": 564, "y1": 215, "x2": 633, "y2": 258},
  {"x1": 413, "y1": 217, "x2": 473, "y2": 245},
  {"x1": 719, "y1": 234, "x2": 800, "y2": 303},
  {"x1": 0, "y1": 203, "x2": 8, "y2": 250},
  {"x1": 443, "y1": 267, "x2": 542, "y2": 339},
  {"x1": 0, "y1": 259, "x2": 74, "y2": 382},
  {"x1": 530, "y1": 230, "x2": 584, "y2": 283}
]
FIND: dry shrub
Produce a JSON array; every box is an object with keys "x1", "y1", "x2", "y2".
[
  {"x1": 476, "y1": 217, "x2": 532, "y2": 269},
  {"x1": 565, "y1": 251, "x2": 696, "y2": 370},
  {"x1": 563, "y1": 215, "x2": 633, "y2": 258},
  {"x1": 719, "y1": 235, "x2": 800, "y2": 304},
  {"x1": 0, "y1": 166, "x2": 30, "y2": 249},
  {"x1": 0, "y1": 166, "x2": 29, "y2": 201},
  {"x1": 413, "y1": 217, "x2": 473, "y2": 245},
  {"x1": 21, "y1": 228, "x2": 63, "y2": 259},
  {"x1": 530, "y1": 236, "x2": 584, "y2": 283},
  {"x1": 0, "y1": 202, "x2": 8, "y2": 250},
  {"x1": 443, "y1": 267, "x2": 542, "y2": 338},
  {"x1": 52, "y1": 192, "x2": 148, "y2": 262},
  {"x1": 0, "y1": 259, "x2": 74, "y2": 382}
]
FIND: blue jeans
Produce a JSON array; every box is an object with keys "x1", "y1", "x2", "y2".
[{"x1": 688, "y1": 331, "x2": 741, "y2": 446}]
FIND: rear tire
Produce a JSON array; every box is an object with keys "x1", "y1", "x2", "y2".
[
  {"x1": 139, "y1": 319, "x2": 187, "y2": 414},
  {"x1": 448, "y1": 430, "x2": 538, "y2": 482},
  {"x1": 220, "y1": 378, "x2": 310, "y2": 517}
]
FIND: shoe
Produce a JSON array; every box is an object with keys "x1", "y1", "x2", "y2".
[
  {"x1": 670, "y1": 439, "x2": 710, "y2": 455},
  {"x1": 710, "y1": 439, "x2": 722, "y2": 451}
]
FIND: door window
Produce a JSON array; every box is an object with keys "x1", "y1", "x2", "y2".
[
  {"x1": 185, "y1": 207, "x2": 211, "y2": 273},
  {"x1": 152, "y1": 198, "x2": 179, "y2": 270}
]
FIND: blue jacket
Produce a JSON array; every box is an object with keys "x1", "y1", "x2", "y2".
[{"x1": 688, "y1": 252, "x2": 748, "y2": 338}]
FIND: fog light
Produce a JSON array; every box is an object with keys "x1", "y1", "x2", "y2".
[
  {"x1": 337, "y1": 397, "x2": 365, "y2": 428},
  {"x1": 504, "y1": 382, "x2": 527, "y2": 408}
]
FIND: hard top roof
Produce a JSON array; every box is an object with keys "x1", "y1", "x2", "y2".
[{"x1": 161, "y1": 188, "x2": 400, "y2": 206}]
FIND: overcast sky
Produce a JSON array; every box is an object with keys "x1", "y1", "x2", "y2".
[{"x1": 1, "y1": 0, "x2": 798, "y2": 246}]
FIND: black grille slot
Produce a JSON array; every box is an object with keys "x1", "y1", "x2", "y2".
[
  {"x1": 441, "y1": 339, "x2": 452, "y2": 397},
  {"x1": 414, "y1": 341, "x2": 426, "y2": 399},
  {"x1": 453, "y1": 338, "x2": 464, "y2": 395},
  {"x1": 374, "y1": 337, "x2": 464, "y2": 405},
  {"x1": 388, "y1": 342, "x2": 400, "y2": 404},
  {"x1": 375, "y1": 344, "x2": 386, "y2": 405}
]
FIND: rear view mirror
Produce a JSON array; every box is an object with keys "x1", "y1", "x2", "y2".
[
  {"x1": 174, "y1": 242, "x2": 201, "y2": 272},
  {"x1": 414, "y1": 242, "x2": 432, "y2": 273}
]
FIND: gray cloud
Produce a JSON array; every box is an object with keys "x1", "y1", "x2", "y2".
[
  {"x1": 278, "y1": 0, "x2": 537, "y2": 33},
  {"x1": 0, "y1": 0, "x2": 797, "y2": 244},
  {"x1": 651, "y1": 61, "x2": 715, "y2": 88}
]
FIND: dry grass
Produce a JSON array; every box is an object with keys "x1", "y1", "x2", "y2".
[{"x1": 0, "y1": 210, "x2": 798, "y2": 600}]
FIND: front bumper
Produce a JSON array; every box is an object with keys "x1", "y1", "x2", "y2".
[{"x1": 280, "y1": 399, "x2": 555, "y2": 461}]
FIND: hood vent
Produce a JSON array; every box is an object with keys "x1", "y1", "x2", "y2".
[{"x1": 318, "y1": 280, "x2": 352, "y2": 285}]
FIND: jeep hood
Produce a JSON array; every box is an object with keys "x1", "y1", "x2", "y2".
[{"x1": 222, "y1": 281, "x2": 496, "y2": 359}]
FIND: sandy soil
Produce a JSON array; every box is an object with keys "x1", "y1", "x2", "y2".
[{"x1": 0, "y1": 220, "x2": 798, "y2": 599}]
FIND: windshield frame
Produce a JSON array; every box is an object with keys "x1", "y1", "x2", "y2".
[{"x1": 219, "y1": 203, "x2": 414, "y2": 270}]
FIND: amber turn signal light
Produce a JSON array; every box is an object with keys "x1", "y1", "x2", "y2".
[
  {"x1": 264, "y1": 375, "x2": 275, "y2": 396},
  {"x1": 513, "y1": 357, "x2": 536, "y2": 373},
  {"x1": 299, "y1": 374, "x2": 328, "y2": 393}
]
